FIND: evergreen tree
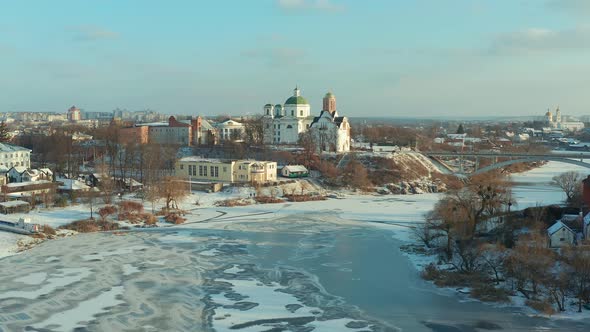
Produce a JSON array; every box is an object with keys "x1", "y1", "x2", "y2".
[
  {"x1": 0, "y1": 121, "x2": 10, "y2": 142},
  {"x1": 456, "y1": 124, "x2": 465, "y2": 134}
]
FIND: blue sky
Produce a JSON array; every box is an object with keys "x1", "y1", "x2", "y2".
[{"x1": 1, "y1": 0, "x2": 589, "y2": 117}]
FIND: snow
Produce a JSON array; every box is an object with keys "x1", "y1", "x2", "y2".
[
  {"x1": 32, "y1": 286, "x2": 125, "y2": 332},
  {"x1": 223, "y1": 265, "x2": 245, "y2": 274},
  {"x1": 199, "y1": 248, "x2": 222, "y2": 256},
  {"x1": 81, "y1": 245, "x2": 148, "y2": 261},
  {"x1": 510, "y1": 160, "x2": 590, "y2": 209},
  {"x1": 0, "y1": 267, "x2": 92, "y2": 300},
  {"x1": 210, "y1": 278, "x2": 367, "y2": 332},
  {"x1": 1, "y1": 203, "x2": 99, "y2": 229},
  {"x1": 14, "y1": 272, "x2": 48, "y2": 285},
  {"x1": 0, "y1": 231, "x2": 25, "y2": 258},
  {"x1": 0, "y1": 200, "x2": 29, "y2": 208},
  {"x1": 122, "y1": 264, "x2": 140, "y2": 276}
]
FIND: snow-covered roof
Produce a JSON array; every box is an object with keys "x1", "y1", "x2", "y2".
[
  {"x1": 10, "y1": 166, "x2": 27, "y2": 174},
  {"x1": 179, "y1": 156, "x2": 224, "y2": 163},
  {"x1": 283, "y1": 165, "x2": 308, "y2": 173},
  {"x1": 58, "y1": 179, "x2": 91, "y2": 191},
  {"x1": 0, "y1": 200, "x2": 30, "y2": 207},
  {"x1": 135, "y1": 121, "x2": 168, "y2": 127},
  {"x1": 0, "y1": 143, "x2": 31, "y2": 153},
  {"x1": 548, "y1": 220, "x2": 575, "y2": 236},
  {"x1": 5, "y1": 180, "x2": 53, "y2": 188},
  {"x1": 39, "y1": 168, "x2": 53, "y2": 175}
]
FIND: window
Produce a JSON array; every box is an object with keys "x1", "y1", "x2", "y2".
[
  {"x1": 214, "y1": 166, "x2": 219, "y2": 177},
  {"x1": 223, "y1": 166, "x2": 227, "y2": 172},
  {"x1": 300, "y1": 110, "x2": 303, "y2": 116},
  {"x1": 199, "y1": 165, "x2": 203, "y2": 176},
  {"x1": 291, "y1": 110, "x2": 294, "y2": 116},
  {"x1": 203, "y1": 166, "x2": 208, "y2": 176},
  {"x1": 180, "y1": 165, "x2": 184, "y2": 170},
  {"x1": 210, "y1": 166, "x2": 214, "y2": 177},
  {"x1": 560, "y1": 238, "x2": 565, "y2": 241},
  {"x1": 278, "y1": 124, "x2": 281, "y2": 129}
]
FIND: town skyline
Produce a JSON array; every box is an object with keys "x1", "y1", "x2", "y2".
[{"x1": 2, "y1": 0, "x2": 590, "y2": 117}]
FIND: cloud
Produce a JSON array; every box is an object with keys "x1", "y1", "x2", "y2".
[
  {"x1": 546, "y1": 0, "x2": 590, "y2": 16},
  {"x1": 489, "y1": 25, "x2": 590, "y2": 54},
  {"x1": 68, "y1": 25, "x2": 119, "y2": 42},
  {"x1": 241, "y1": 47, "x2": 306, "y2": 66},
  {"x1": 277, "y1": 0, "x2": 345, "y2": 12}
]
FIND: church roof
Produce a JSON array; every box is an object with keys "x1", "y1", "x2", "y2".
[{"x1": 285, "y1": 96, "x2": 309, "y2": 105}]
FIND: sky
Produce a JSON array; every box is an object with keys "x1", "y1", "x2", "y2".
[{"x1": 1, "y1": 0, "x2": 590, "y2": 118}]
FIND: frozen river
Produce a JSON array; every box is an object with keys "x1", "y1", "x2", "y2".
[{"x1": 1, "y1": 161, "x2": 589, "y2": 331}]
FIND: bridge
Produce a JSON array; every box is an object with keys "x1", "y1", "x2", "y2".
[{"x1": 423, "y1": 151, "x2": 590, "y2": 176}]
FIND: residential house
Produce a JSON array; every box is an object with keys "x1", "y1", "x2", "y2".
[
  {"x1": 547, "y1": 214, "x2": 584, "y2": 248},
  {"x1": 548, "y1": 221, "x2": 576, "y2": 248},
  {"x1": 281, "y1": 165, "x2": 309, "y2": 178}
]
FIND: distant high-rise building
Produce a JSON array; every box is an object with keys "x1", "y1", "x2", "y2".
[{"x1": 67, "y1": 106, "x2": 81, "y2": 122}]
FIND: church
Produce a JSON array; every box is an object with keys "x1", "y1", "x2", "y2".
[
  {"x1": 262, "y1": 87, "x2": 350, "y2": 153},
  {"x1": 545, "y1": 107, "x2": 584, "y2": 132},
  {"x1": 309, "y1": 92, "x2": 350, "y2": 153}
]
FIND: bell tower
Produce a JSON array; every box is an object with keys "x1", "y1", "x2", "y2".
[{"x1": 322, "y1": 92, "x2": 336, "y2": 114}]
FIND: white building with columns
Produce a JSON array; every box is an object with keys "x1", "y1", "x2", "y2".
[{"x1": 262, "y1": 87, "x2": 315, "y2": 145}]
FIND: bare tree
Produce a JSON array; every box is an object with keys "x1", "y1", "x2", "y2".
[
  {"x1": 412, "y1": 219, "x2": 442, "y2": 248},
  {"x1": 552, "y1": 171, "x2": 583, "y2": 203},
  {"x1": 158, "y1": 176, "x2": 189, "y2": 211},
  {"x1": 561, "y1": 245, "x2": 590, "y2": 312}
]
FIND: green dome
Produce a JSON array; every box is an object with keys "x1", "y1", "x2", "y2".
[
  {"x1": 285, "y1": 96, "x2": 309, "y2": 105},
  {"x1": 325, "y1": 92, "x2": 335, "y2": 98}
]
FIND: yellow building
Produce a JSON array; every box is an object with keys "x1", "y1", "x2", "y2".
[{"x1": 175, "y1": 157, "x2": 277, "y2": 184}]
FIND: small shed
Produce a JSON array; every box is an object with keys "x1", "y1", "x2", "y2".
[
  {"x1": 0, "y1": 200, "x2": 31, "y2": 214},
  {"x1": 281, "y1": 165, "x2": 309, "y2": 178}
]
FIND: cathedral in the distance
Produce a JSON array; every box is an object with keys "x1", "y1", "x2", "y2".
[{"x1": 262, "y1": 87, "x2": 350, "y2": 152}]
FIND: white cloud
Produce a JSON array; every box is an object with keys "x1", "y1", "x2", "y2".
[
  {"x1": 546, "y1": 0, "x2": 590, "y2": 16},
  {"x1": 68, "y1": 25, "x2": 119, "y2": 42},
  {"x1": 489, "y1": 25, "x2": 590, "y2": 54},
  {"x1": 277, "y1": 0, "x2": 345, "y2": 12}
]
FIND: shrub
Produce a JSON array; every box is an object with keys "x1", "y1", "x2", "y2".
[
  {"x1": 165, "y1": 213, "x2": 186, "y2": 224},
  {"x1": 470, "y1": 284, "x2": 510, "y2": 303},
  {"x1": 143, "y1": 213, "x2": 158, "y2": 225},
  {"x1": 284, "y1": 194, "x2": 327, "y2": 202},
  {"x1": 254, "y1": 196, "x2": 285, "y2": 204},
  {"x1": 526, "y1": 299, "x2": 555, "y2": 315},
  {"x1": 118, "y1": 200, "x2": 144, "y2": 214},
  {"x1": 43, "y1": 224, "x2": 56, "y2": 236},
  {"x1": 215, "y1": 199, "x2": 251, "y2": 207},
  {"x1": 98, "y1": 205, "x2": 118, "y2": 220},
  {"x1": 54, "y1": 195, "x2": 68, "y2": 207},
  {"x1": 421, "y1": 263, "x2": 441, "y2": 281},
  {"x1": 60, "y1": 219, "x2": 120, "y2": 233}
]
